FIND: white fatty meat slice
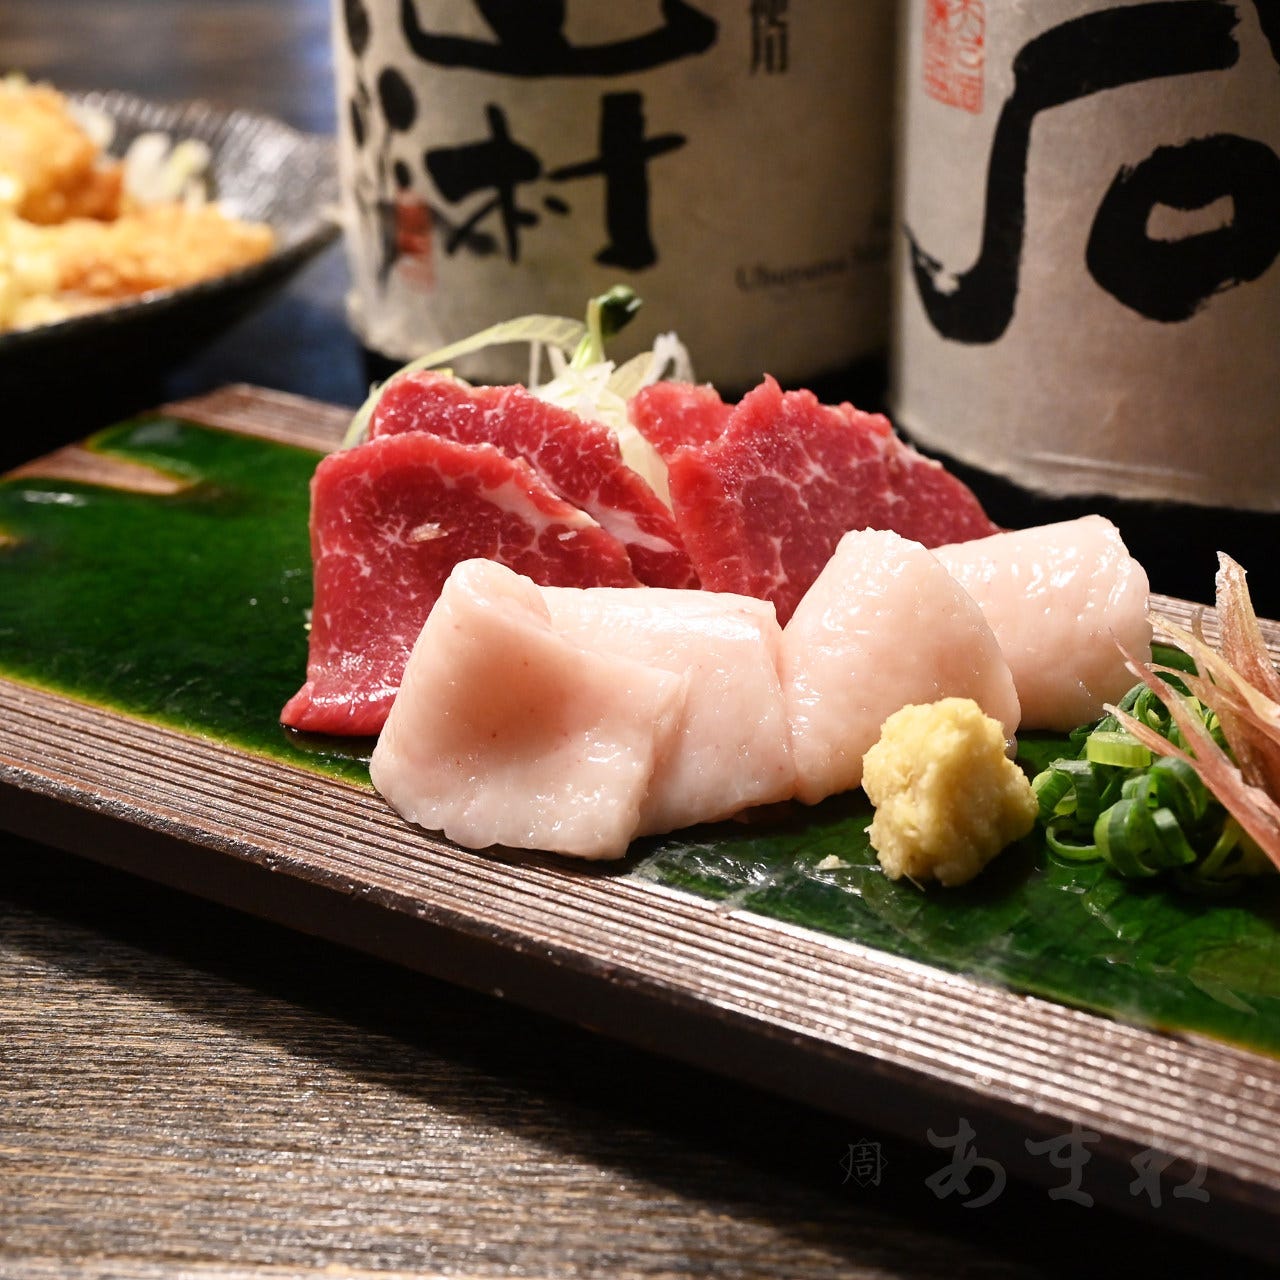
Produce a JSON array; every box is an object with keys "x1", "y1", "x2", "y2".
[
  {"x1": 934, "y1": 515, "x2": 1151, "y2": 731},
  {"x1": 369, "y1": 559, "x2": 687, "y2": 860},
  {"x1": 781, "y1": 529, "x2": 1021, "y2": 805},
  {"x1": 540, "y1": 586, "x2": 796, "y2": 834}
]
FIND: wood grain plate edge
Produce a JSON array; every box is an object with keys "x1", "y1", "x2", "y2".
[{"x1": 3, "y1": 387, "x2": 1278, "y2": 1249}]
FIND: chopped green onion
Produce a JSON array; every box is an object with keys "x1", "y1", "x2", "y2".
[
  {"x1": 1150, "y1": 641, "x2": 1198, "y2": 675},
  {"x1": 1084, "y1": 730, "x2": 1152, "y2": 769},
  {"x1": 1044, "y1": 818, "x2": 1098, "y2": 862},
  {"x1": 1032, "y1": 767, "x2": 1074, "y2": 819},
  {"x1": 1029, "y1": 648, "x2": 1275, "y2": 893},
  {"x1": 1148, "y1": 806, "x2": 1200, "y2": 868},
  {"x1": 1095, "y1": 797, "x2": 1162, "y2": 878},
  {"x1": 1145, "y1": 756, "x2": 1209, "y2": 827}
]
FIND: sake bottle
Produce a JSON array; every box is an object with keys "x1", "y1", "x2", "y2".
[
  {"x1": 334, "y1": 0, "x2": 896, "y2": 392},
  {"x1": 891, "y1": 0, "x2": 1280, "y2": 615}
]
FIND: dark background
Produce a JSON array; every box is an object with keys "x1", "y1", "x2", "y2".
[{"x1": 2, "y1": 3, "x2": 1276, "y2": 1276}]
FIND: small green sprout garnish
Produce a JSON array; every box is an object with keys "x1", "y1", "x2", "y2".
[{"x1": 570, "y1": 285, "x2": 642, "y2": 369}]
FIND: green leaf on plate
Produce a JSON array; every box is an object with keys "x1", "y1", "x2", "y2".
[{"x1": 1, "y1": 418, "x2": 1277, "y2": 1056}]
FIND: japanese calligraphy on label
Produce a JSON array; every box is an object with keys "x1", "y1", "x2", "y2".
[
  {"x1": 332, "y1": 0, "x2": 895, "y2": 387},
  {"x1": 891, "y1": 0, "x2": 1280, "y2": 511}
]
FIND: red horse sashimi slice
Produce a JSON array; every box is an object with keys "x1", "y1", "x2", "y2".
[
  {"x1": 281, "y1": 432, "x2": 639, "y2": 737},
  {"x1": 370, "y1": 371, "x2": 698, "y2": 589},
  {"x1": 628, "y1": 380, "x2": 732, "y2": 461},
  {"x1": 666, "y1": 376, "x2": 999, "y2": 626}
]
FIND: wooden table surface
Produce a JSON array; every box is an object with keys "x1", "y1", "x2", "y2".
[{"x1": 3, "y1": 4, "x2": 1277, "y2": 1277}]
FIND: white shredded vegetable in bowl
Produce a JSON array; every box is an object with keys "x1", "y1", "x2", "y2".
[
  {"x1": 122, "y1": 134, "x2": 214, "y2": 207},
  {"x1": 67, "y1": 99, "x2": 214, "y2": 207}
]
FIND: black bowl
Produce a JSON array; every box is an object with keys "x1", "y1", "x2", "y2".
[{"x1": 0, "y1": 91, "x2": 340, "y2": 463}]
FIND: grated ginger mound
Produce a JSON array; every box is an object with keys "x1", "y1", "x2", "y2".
[{"x1": 862, "y1": 697, "x2": 1036, "y2": 887}]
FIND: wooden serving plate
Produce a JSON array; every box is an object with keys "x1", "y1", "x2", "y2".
[{"x1": 2, "y1": 387, "x2": 1277, "y2": 1261}]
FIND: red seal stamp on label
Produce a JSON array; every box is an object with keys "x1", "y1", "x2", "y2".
[{"x1": 923, "y1": 0, "x2": 985, "y2": 113}]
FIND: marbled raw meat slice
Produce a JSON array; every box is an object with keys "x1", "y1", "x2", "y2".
[
  {"x1": 665, "y1": 376, "x2": 999, "y2": 624},
  {"x1": 934, "y1": 515, "x2": 1152, "y2": 731},
  {"x1": 628, "y1": 380, "x2": 731, "y2": 461},
  {"x1": 540, "y1": 585, "x2": 795, "y2": 834},
  {"x1": 281, "y1": 432, "x2": 639, "y2": 737},
  {"x1": 370, "y1": 559, "x2": 688, "y2": 860},
  {"x1": 781, "y1": 529, "x2": 1021, "y2": 805},
  {"x1": 370, "y1": 370, "x2": 698, "y2": 589}
]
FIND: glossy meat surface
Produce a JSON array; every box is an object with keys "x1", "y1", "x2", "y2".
[
  {"x1": 664, "y1": 377, "x2": 998, "y2": 624},
  {"x1": 934, "y1": 516, "x2": 1152, "y2": 730},
  {"x1": 370, "y1": 560, "x2": 687, "y2": 859},
  {"x1": 780, "y1": 529, "x2": 1021, "y2": 804},
  {"x1": 541, "y1": 585, "x2": 795, "y2": 834},
  {"x1": 281, "y1": 432, "x2": 638, "y2": 736},
  {"x1": 371, "y1": 371, "x2": 697, "y2": 588},
  {"x1": 628, "y1": 380, "x2": 731, "y2": 461}
]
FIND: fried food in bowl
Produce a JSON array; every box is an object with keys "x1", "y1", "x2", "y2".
[{"x1": 0, "y1": 77, "x2": 275, "y2": 332}]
